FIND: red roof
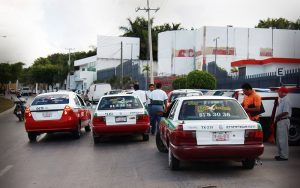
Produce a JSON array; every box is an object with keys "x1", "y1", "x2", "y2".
[{"x1": 231, "y1": 58, "x2": 300, "y2": 67}]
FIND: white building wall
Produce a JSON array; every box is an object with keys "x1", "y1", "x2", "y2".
[
  {"x1": 158, "y1": 27, "x2": 300, "y2": 76},
  {"x1": 245, "y1": 63, "x2": 300, "y2": 76}
]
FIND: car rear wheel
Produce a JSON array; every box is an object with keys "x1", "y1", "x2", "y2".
[
  {"x1": 142, "y1": 133, "x2": 149, "y2": 141},
  {"x1": 28, "y1": 132, "x2": 37, "y2": 142},
  {"x1": 85, "y1": 124, "x2": 91, "y2": 132},
  {"x1": 72, "y1": 122, "x2": 81, "y2": 139},
  {"x1": 242, "y1": 159, "x2": 255, "y2": 169},
  {"x1": 156, "y1": 132, "x2": 167, "y2": 153},
  {"x1": 168, "y1": 146, "x2": 180, "y2": 170}
]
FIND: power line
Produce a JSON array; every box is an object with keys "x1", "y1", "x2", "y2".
[{"x1": 136, "y1": 0, "x2": 159, "y2": 85}]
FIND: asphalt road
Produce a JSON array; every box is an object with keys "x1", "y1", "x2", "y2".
[{"x1": 0, "y1": 98, "x2": 300, "y2": 188}]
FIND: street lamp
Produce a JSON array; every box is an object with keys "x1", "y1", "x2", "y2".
[
  {"x1": 226, "y1": 25, "x2": 233, "y2": 55},
  {"x1": 66, "y1": 48, "x2": 75, "y2": 90},
  {"x1": 213, "y1": 37, "x2": 220, "y2": 75}
]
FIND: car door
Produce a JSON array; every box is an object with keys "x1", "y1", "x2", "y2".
[{"x1": 76, "y1": 94, "x2": 90, "y2": 127}]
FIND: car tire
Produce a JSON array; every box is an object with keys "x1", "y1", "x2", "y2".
[
  {"x1": 93, "y1": 136, "x2": 99, "y2": 144},
  {"x1": 28, "y1": 132, "x2": 37, "y2": 142},
  {"x1": 168, "y1": 146, "x2": 180, "y2": 170},
  {"x1": 72, "y1": 122, "x2": 81, "y2": 139},
  {"x1": 242, "y1": 159, "x2": 255, "y2": 169},
  {"x1": 288, "y1": 118, "x2": 300, "y2": 146},
  {"x1": 142, "y1": 133, "x2": 149, "y2": 141},
  {"x1": 85, "y1": 124, "x2": 91, "y2": 132},
  {"x1": 156, "y1": 132, "x2": 168, "y2": 153}
]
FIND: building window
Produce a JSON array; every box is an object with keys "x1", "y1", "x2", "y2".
[{"x1": 82, "y1": 68, "x2": 85, "y2": 71}]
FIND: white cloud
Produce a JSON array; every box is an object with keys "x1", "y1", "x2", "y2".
[{"x1": 0, "y1": 0, "x2": 299, "y2": 67}]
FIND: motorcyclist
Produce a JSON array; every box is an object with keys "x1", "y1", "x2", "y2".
[{"x1": 13, "y1": 95, "x2": 26, "y2": 121}]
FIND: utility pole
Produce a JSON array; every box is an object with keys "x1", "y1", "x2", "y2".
[
  {"x1": 66, "y1": 48, "x2": 74, "y2": 90},
  {"x1": 120, "y1": 41, "x2": 123, "y2": 88},
  {"x1": 213, "y1": 37, "x2": 219, "y2": 76},
  {"x1": 136, "y1": 0, "x2": 159, "y2": 84}
]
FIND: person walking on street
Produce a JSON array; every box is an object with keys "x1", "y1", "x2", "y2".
[
  {"x1": 274, "y1": 87, "x2": 291, "y2": 161},
  {"x1": 146, "y1": 84, "x2": 155, "y2": 106},
  {"x1": 149, "y1": 82, "x2": 168, "y2": 135},
  {"x1": 132, "y1": 84, "x2": 147, "y2": 105},
  {"x1": 241, "y1": 83, "x2": 262, "y2": 122}
]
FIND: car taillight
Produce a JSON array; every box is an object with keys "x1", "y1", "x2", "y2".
[
  {"x1": 24, "y1": 107, "x2": 32, "y2": 118},
  {"x1": 63, "y1": 105, "x2": 73, "y2": 116},
  {"x1": 244, "y1": 129, "x2": 263, "y2": 144},
  {"x1": 136, "y1": 114, "x2": 149, "y2": 123},
  {"x1": 93, "y1": 116, "x2": 106, "y2": 125},
  {"x1": 170, "y1": 124, "x2": 196, "y2": 146}
]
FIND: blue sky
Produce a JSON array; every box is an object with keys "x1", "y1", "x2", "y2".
[{"x1": 0, "y1": 0, "x2": 299, "y2": 67}]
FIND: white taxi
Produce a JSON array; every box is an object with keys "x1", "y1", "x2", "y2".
[
  {"x1": 92, "y1": 94, "x2": 150, "y2": 143},
  {"x1": 156, "y1": 96, "x2": 264, "y2": 170},
  {"x1": 25, "y1": 91, "x2": 91, "y2": 142}
]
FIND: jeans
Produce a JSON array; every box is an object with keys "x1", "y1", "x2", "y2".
[
  {"x1": 276, "y1": 119, "x2": 290, "y2": 159},
  {"x1": 150, "y1": 105, "x2": 164, "y2": 134}
]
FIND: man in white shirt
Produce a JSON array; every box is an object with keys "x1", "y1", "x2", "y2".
[
  {"x1": 275, "y1": 87, "x2": 291, "y2": 161},
  {"x1": 132, "y1": 84, "x2": 147, "y2": 105},
  {"x1": 148, "y1": 82, "x2": 168, "y2": 135},
  {"x1": 146, "y1": 84, "x2": 155, "y2": 106}
]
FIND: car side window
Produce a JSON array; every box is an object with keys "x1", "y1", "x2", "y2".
[
  {"x1": 168, "y1": 100, "x2": 179, "y2": 120},
  {"x1": 73, "y1": 96, "x2": 81, "y2": 106},
  {"x1": 76, "y1": 95, "x2": 85, "y2": 106}
]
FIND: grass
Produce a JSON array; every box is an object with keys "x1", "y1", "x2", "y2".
[{"x1": 0, "y1": 96, "x2": 14, "y2": 113}]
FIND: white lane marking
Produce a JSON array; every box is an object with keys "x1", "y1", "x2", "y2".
[{"x1": 0, "y1": 165, "x2": 13, "y2": 177}]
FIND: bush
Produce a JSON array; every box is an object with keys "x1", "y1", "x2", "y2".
[
  {"x1": 186, "y1": 70, "x2": 216, "y2": 89},
  {"x1": 172, "y1": 76, "x2": 187, "y2": 89}
]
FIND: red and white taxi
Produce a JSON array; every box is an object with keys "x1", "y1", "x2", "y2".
[
  {"x1": 156, "y1": 96, "x2": 264, "y2": 170},
  {"x1": 92, "y1": 94, "x2": 150, "y2": 143},
  {"x1": 25, "y1": 91, "x2": 91, "y2": 142}
]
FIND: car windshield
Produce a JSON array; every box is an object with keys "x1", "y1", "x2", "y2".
[
  {"x1": 31, "y1": 94, "x2": 69, "y2": 105},
  {"x1": 178, "y1": 99, "x2": 248, "y2": 120},
  {"x1": 170, "y1": 93, "x2": 187, "y2": 102},
  {"x1": 98, "y1": 96, "x2": 143, "y2": 110}
]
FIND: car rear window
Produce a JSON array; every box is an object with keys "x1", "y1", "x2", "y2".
[
  {"x1": 170, "y1": 93, "x2": 186, "y2": 102},
  {"x1": 178, "y1": 99, "x2": 248, "y2": 120},
  {"x1": 31, "y1": 94, "x2": 69, "y2": 105},
  {"x1": 98, "y1": 96, "x2": 143, "y2": 110}
]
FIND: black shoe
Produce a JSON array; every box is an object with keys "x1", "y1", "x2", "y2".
[{"x1": 275, "y1": 156, "x2": 288, "y2": 161}]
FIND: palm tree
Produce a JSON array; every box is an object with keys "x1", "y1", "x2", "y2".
[{"x1": 120, "y1": 17, "x2": 183, "y2": 61}]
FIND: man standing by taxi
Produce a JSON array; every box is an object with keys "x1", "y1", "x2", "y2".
[
  {"x1": 274, "y1": 87, "x2": 291, "y2": 161},
  {"x1": 149, "y1": 82, "x2": 168, "y2": 135},
  {"x1": 132, "y1": 84, "x2": 147, "y2": 105},
  {"x1": 241, "y1": 83, "x2": 262, "y2": 122}
]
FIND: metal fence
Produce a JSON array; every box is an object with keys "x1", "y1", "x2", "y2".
[
  {"x1": 97, "y1": 60, "x2": 147, "y2": 89},
  {"x1": 217, "y1": 68, "x2": 300, "y2": 89}
]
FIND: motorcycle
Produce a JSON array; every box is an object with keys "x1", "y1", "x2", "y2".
[{"x1": 13, "y1": 98, "x2": 26, "y2": 121}]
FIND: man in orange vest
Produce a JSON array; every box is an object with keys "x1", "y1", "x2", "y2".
[{"x1": 241, "y1": 83, "x2": 262, "y2": 122}]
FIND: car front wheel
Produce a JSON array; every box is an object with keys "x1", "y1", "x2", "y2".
[
  {"x1": 168, "y1": 146, "x2": 180, "y2": 170},
  {"x1": 242, "y1": 159, "x2": 255, "y2": 169}
]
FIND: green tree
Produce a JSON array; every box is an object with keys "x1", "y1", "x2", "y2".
[
  {"x1": 172, "y1": 76, "x2": 187, "y2": 89},
  {"x1": 120, "y1": 17, "x2": 183, "y2": 60},
  {"x1": 186, "y1": 70, "x2": 216, "y2": 89},
  {"x1": 256, "y1": 17, "x2": 300, "y2": 29},
  {"x1": 0, "y1": 63, "x2": 11, "y2": 89}
]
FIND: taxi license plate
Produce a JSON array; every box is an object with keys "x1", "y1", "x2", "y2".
[
  {"x1": 213, "y1": 132, "x2": 229, "y2": 141},
  {"x1": 42, "y1": 112, "x2": 52, "y2": 118},
  {"x1": 115, "y1": 116, "x2": 127, "y2": 123}
]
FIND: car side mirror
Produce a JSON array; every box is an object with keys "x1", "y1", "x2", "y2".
[{"x1": 86, "y1": 102, "x2": 92, "y2": 107}]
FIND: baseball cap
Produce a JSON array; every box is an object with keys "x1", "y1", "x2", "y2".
[{"x1": 278, "y1": 87, "x2": 289, "y2": 93}]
